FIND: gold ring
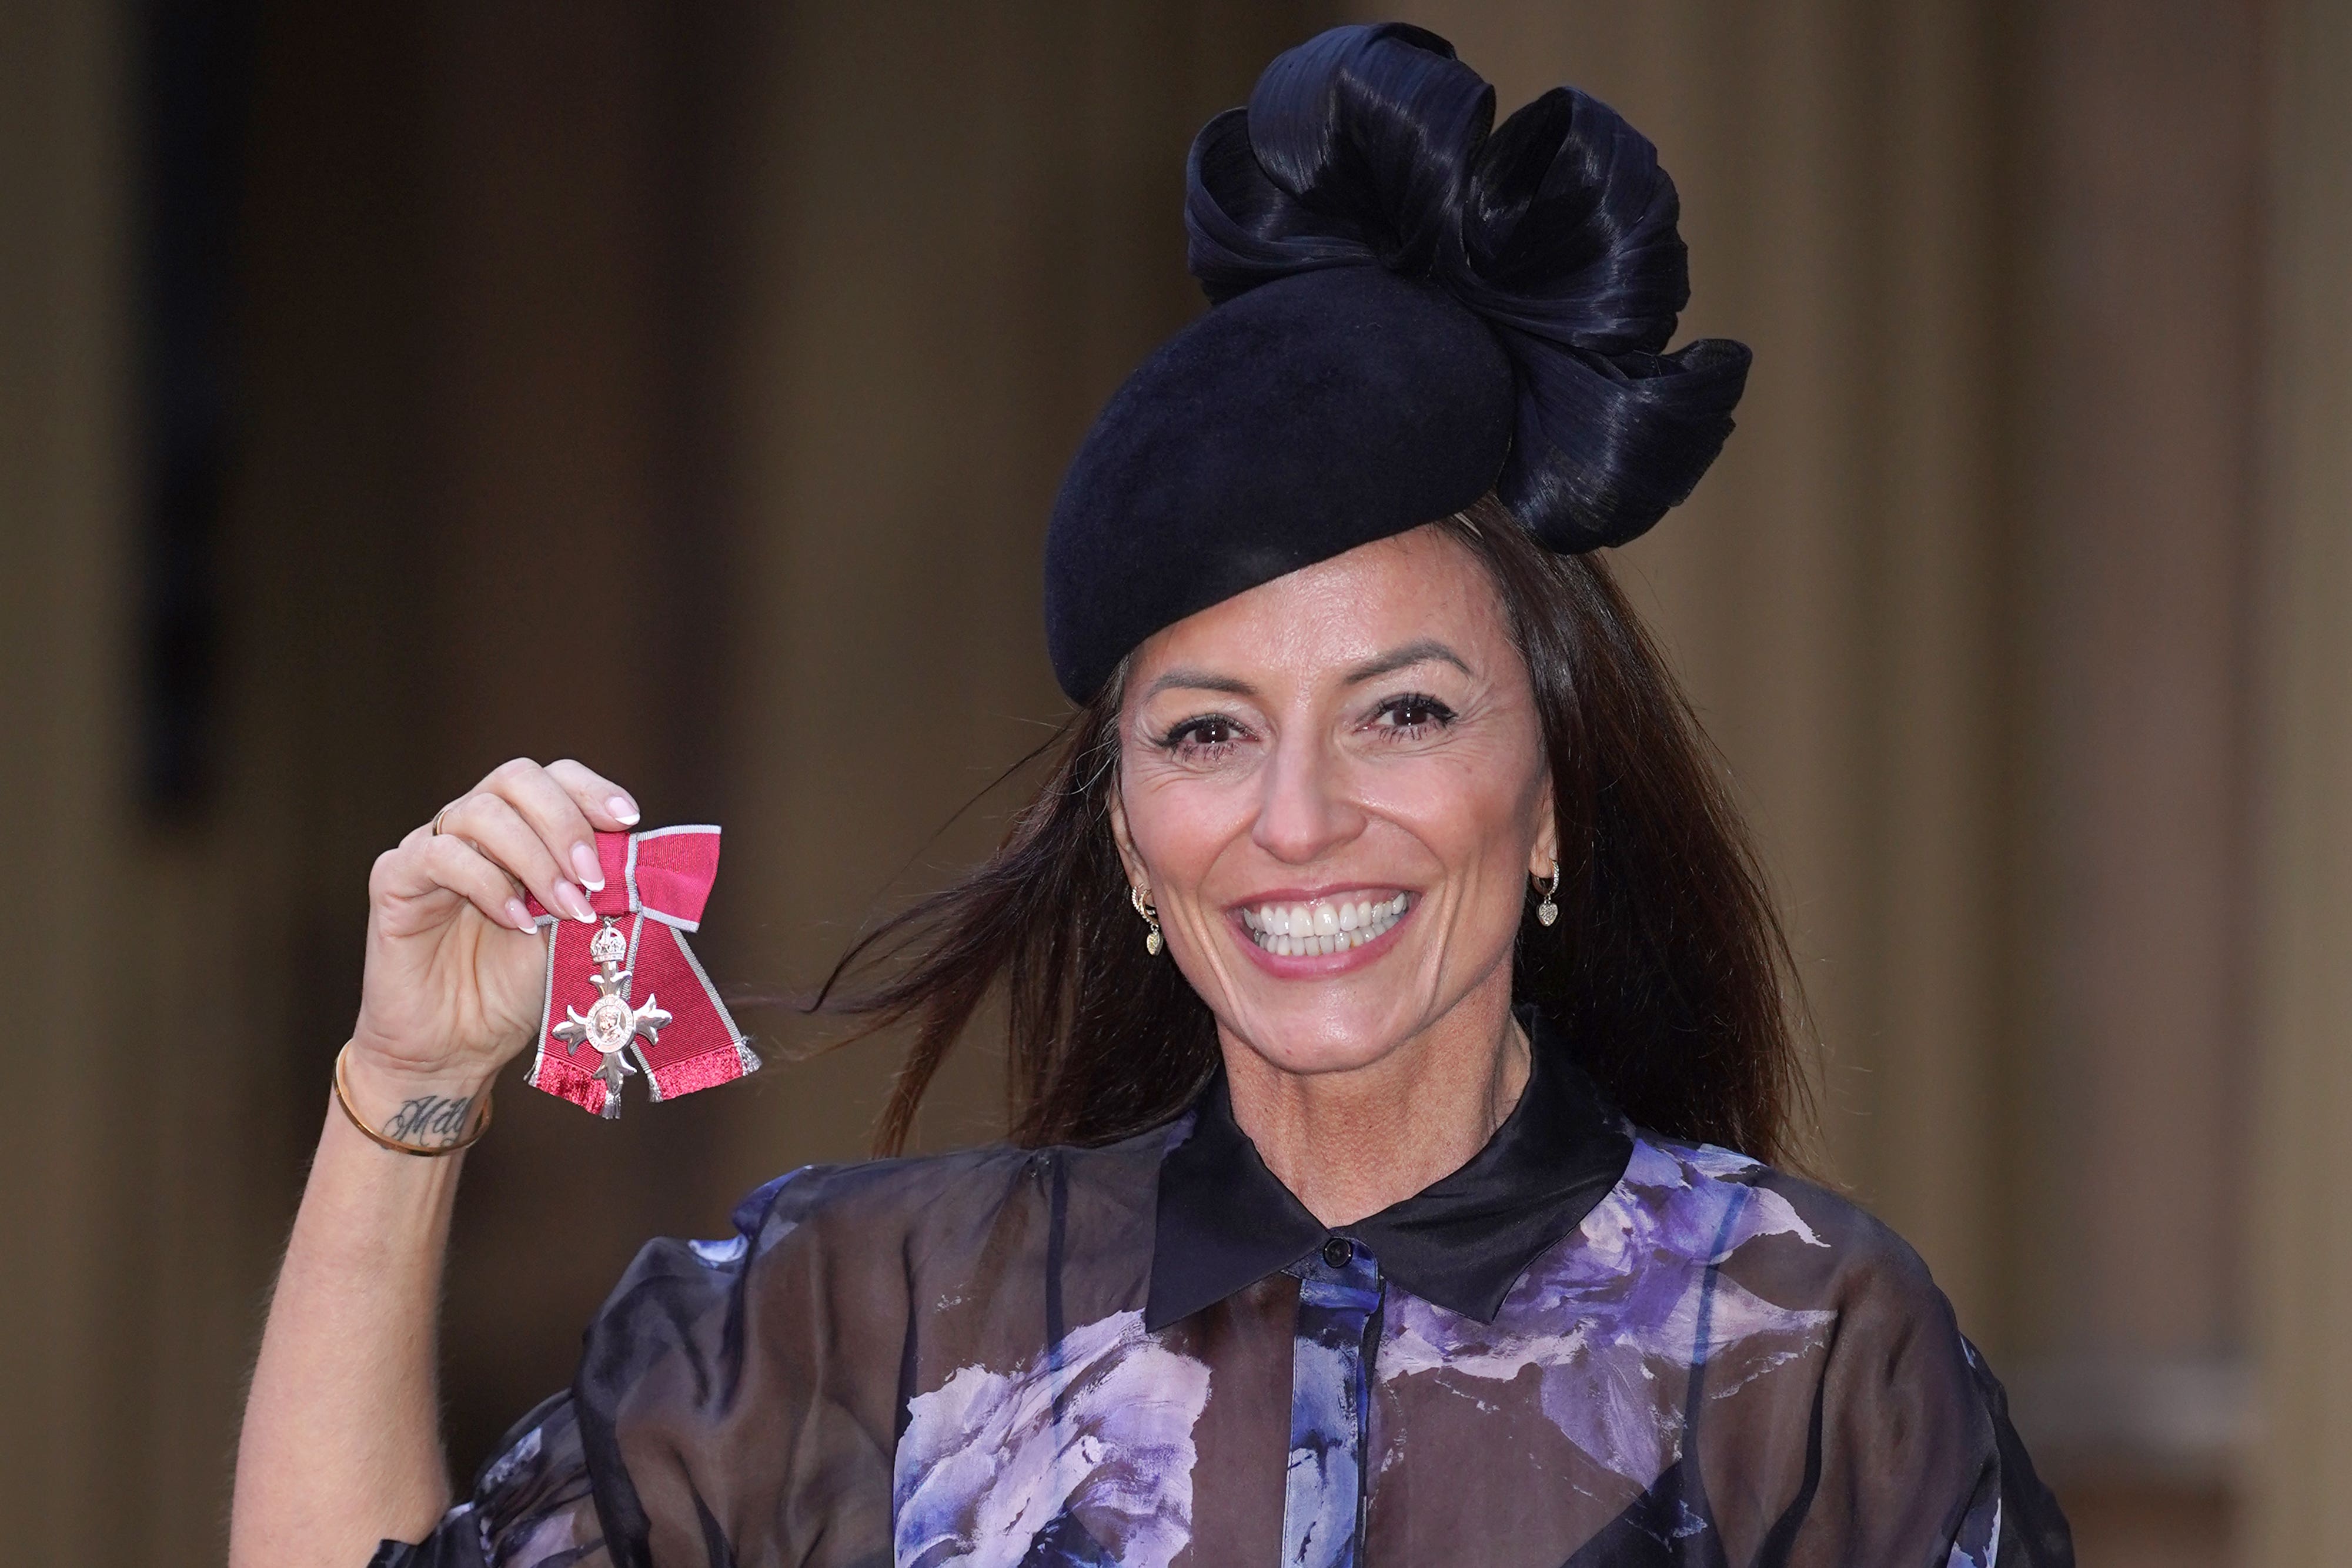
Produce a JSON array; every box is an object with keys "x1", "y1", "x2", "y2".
[{"x1": 433, "y1": 804, "x2": 455, "y2": 836}]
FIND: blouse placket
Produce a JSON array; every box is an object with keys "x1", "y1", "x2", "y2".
[{"x1": 1282, "y1": 1238, "x2": 1385, "y2": 1568}]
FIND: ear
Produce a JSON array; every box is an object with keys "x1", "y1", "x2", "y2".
[
  {"x1": 1527, "y1": 771, "x2": 1559, "y2": 881},
  {"x1": 1107, "y1": 773, "x2": 1149, "y2": 892}
]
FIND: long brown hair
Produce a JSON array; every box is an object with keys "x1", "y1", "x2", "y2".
[{"x1": 814, "y1": 496, "x2": 1812, "y2": 1165}]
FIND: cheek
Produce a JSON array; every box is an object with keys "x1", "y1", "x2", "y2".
[
  {"x1": 1119, "y1": 764, "x2": 1255, "y2": 886},
  {"x1": 1369, "y1": 745, "x2": 1546, "y2": 874}
]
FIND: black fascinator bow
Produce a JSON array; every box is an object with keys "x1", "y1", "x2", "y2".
[{"x1": 1184, "y1": 23, "x2": 1750, "y2": 553}]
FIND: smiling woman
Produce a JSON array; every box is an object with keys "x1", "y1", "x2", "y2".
[
  {"x1": 231, "y1": 22, "x2": 2072, "y2": 1568},
  {"x1": 826, "y1": 504, "x2": 1805, "y2": 1196}
]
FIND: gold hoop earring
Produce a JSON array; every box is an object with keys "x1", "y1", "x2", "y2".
[
  {"x1": 1535, "y1": 859, "x2": 1561, "y2": 928},
  {"x1": 1130, "y1": 884, "x2": 1164, "y2": 955}
]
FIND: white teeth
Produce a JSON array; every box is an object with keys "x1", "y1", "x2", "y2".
[{"x1": 1243, "y1": 892, "x2": 1413, "y2": 957}]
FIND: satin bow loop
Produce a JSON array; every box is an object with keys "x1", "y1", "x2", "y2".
[
  {"x1": 521, "y1": 825, "x2": 758, "y2": 1118},
  {"x1": 1181, "y1": 26, "x2": 1753, "y2": 554}
]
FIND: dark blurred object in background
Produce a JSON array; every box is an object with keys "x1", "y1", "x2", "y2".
[{"x1": 135, "y1": 1, "x2": 253, "y2": 820}]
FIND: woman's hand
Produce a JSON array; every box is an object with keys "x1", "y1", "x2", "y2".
[{"x1": 349, "y1": 758, "x2": 641, "y2": 1094}]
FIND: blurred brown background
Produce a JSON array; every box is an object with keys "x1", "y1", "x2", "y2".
[{"x1": 4, "y1": 1, "x2": 2349, "y2": 1563}]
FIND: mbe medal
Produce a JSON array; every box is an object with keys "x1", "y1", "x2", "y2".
[
  {"x1": 522, "y1": 824, "x2": 758, "y2": 1117},
  {"x1": 552, "y1": 918, "x2": 674, "y2": 1103}
]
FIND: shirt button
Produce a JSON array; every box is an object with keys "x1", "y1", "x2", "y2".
[{"x1": 1321, "y1": 1237, "x2": 1354, "y2": 1269}]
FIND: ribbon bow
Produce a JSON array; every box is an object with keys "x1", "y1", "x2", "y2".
[
  {"x1": 521, "y1": 824, "x2": 757, "y2": 1118},
  {"x1": 1183, "y1": 22, "x2": 1750, "y2": 553}
]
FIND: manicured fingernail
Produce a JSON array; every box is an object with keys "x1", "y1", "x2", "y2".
[
  {"x1": 556, "y1": 880, "x2": 596, "y2": 922},
  {"x1": 505, "y1": 898, "x2": 536, "y2": 934},
  {"x1": 570, "y1": 841, "x2": 606, "y2": 890},
  {"x1": 608, "y1": 795, "x2": 640, "y2": 826}
]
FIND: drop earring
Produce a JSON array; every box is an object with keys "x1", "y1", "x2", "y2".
[
  {"x1": 1130, "y1": 884, "x2": 1163, "y2": 955},
  {"x1": 1535, "y1": 859, "x2": 1561, "y2": 927}
]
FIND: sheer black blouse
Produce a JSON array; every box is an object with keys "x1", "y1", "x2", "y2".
[{"x1": 380, "y1": 1017, "x2": 2071, "y2": 1566}]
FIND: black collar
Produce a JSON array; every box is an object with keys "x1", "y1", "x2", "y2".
[{"x1": 1145, "y1": 1009, "x2": 1634, "y2": 1330}]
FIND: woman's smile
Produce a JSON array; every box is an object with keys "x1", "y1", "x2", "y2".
[{"x1": 1233, "y1": 888, "x2": 1416, "y2": 966}]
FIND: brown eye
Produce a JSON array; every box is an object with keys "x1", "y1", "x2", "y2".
[
  {"x1": 1375, "y1": 694, "x2": 1456, "y2": 733},
  {"x1": 1162, "y1": 714, "x2": 1248, "y2": 752},
  {"x1": 1189, "y1": 717, "x2": 1237, "y2": 746}
]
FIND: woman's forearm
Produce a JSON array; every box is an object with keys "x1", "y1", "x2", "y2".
[
  {"x1": 229, "y1": 1057, "x2": 492, "y2": 1568},
  {"x1": 230, "y1": 758, "x2": 630, "y2": 1564}
]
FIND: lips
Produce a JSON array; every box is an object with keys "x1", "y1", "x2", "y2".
[{"x1": 1238, "y1": 892, "x2": 1413, "y2": 957}]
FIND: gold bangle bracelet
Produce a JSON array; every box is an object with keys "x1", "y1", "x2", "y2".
[{"x1": 332, "y1": 1042, "x2": 493, "y2": 1156}]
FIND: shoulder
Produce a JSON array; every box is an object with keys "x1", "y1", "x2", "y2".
[
  {"x1": 1607, "y1": 1140, "x2": 2067, "y2": 1561},
  {"x1": 1619, "y1": 1134, "x2": 1995, "y2": 1428},
  {"x1": 1625, "y1": 1136, "x2": 1986, "y2": 1420},
  {"x1": 1612, "y1": 1133, "x2": 1952, "y2": 1314},
  {"x1": 581, "y1": 1125, "x2": 1171, "y2": 1401},
  {"x1": 677, "y1": 1120, "x2": 1172, "y2": 1288}
]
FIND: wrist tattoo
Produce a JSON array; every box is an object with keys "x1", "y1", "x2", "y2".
[{"x1": 383, "y1": 1094, "x2": 476, "y2": 1148}]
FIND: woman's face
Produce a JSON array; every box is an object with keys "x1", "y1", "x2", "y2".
[{"x1": 1111, "y1": 523, "x2": 1555, "y2": 1080}]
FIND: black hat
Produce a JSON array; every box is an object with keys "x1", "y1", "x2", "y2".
[{"x1": 1043, "y1": 22, "x2": 1751, "y2": 703}]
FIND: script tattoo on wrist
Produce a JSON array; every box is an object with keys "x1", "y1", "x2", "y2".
[{"x1": 383, "y1": 1094, "x2": 476, "y2": 1148}]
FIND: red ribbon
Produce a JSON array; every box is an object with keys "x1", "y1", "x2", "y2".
[{"x1": 520, "y1": 825, "x2": 757, "y2": 1118}]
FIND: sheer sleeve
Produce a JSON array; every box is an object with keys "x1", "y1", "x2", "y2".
[
  {"x1": 1961, "y1": 1339, "x2": 2075, "y2": 1567},
  {"x1": 1746, "y1": 1178, "x2": 2074, "y2": 1568},
  {"x1": 366, "y1": 1394, "x2": 607, "y2": 1567},
  {"x1": 372, "y1": 1159, "x2": 916, "y2": 1568}
]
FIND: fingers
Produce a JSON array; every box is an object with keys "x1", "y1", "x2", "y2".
[
  {"x1": 437, "y1": 758, "x2": 644, "y2": 928},
  {"x1": 440, "y1": 786, "x2": 589, "y2": 922},
  {"x1": 544, "y1": 758, "x2": 639, "y2": 832},
  {"x1": 371, "y1": 756, "x2": 649, "y2": 957},
  {"x1": 489, "y1": 759, "x2": 611, "y2": 903},
  {"x1": 373, "y1": 837, "x2": 537, "y2": 936}
]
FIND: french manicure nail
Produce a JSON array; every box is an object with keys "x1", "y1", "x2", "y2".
[
  {"x1": 506, "y1": 898, "x2": 536, "y2": 934},
  {"x1": 571, "y1": 841, "x2": 606, "y2": 890},
  {"x1": 609, "y1": 795, "x2": 640, "y2": 826},
  {"x1": 557, "y1": 880, "x2": 595, "y2": 922}
]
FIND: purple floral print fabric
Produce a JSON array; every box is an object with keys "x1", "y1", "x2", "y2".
[
  {"x1": 894, "y1": 1310, "x2": 1211, "y2": 1568},
  {"x1": 376, "y1": 1037, "x2": 2070, "y2": 1568},
  {"x1": 1376, "y1": 1139, "x2": 1835, "y2": 1495}
]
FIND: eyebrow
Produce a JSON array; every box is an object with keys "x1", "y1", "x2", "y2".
[
  {"x1": 1138, "y1": 638, "x2": 1473, "y2": 701},
  {"x1": 1140, "y1": 668, "x2": 1258, "y2": 701},
  {"x1": 1341, "y1": 638, "x2": 1472, "y2": 685}
]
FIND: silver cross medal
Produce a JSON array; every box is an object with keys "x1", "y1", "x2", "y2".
[{"x1": 553, "y1": 918, "x2": 672, "y2": 1105}]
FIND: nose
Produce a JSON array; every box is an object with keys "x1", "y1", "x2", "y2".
[{"x1": 1250, "y1": 730, "x2": 1365, "y2": 864}]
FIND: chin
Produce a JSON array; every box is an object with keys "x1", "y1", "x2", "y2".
[{"x1": 1218, "y1": 990, "x2": 1427, "y2": 1079}]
